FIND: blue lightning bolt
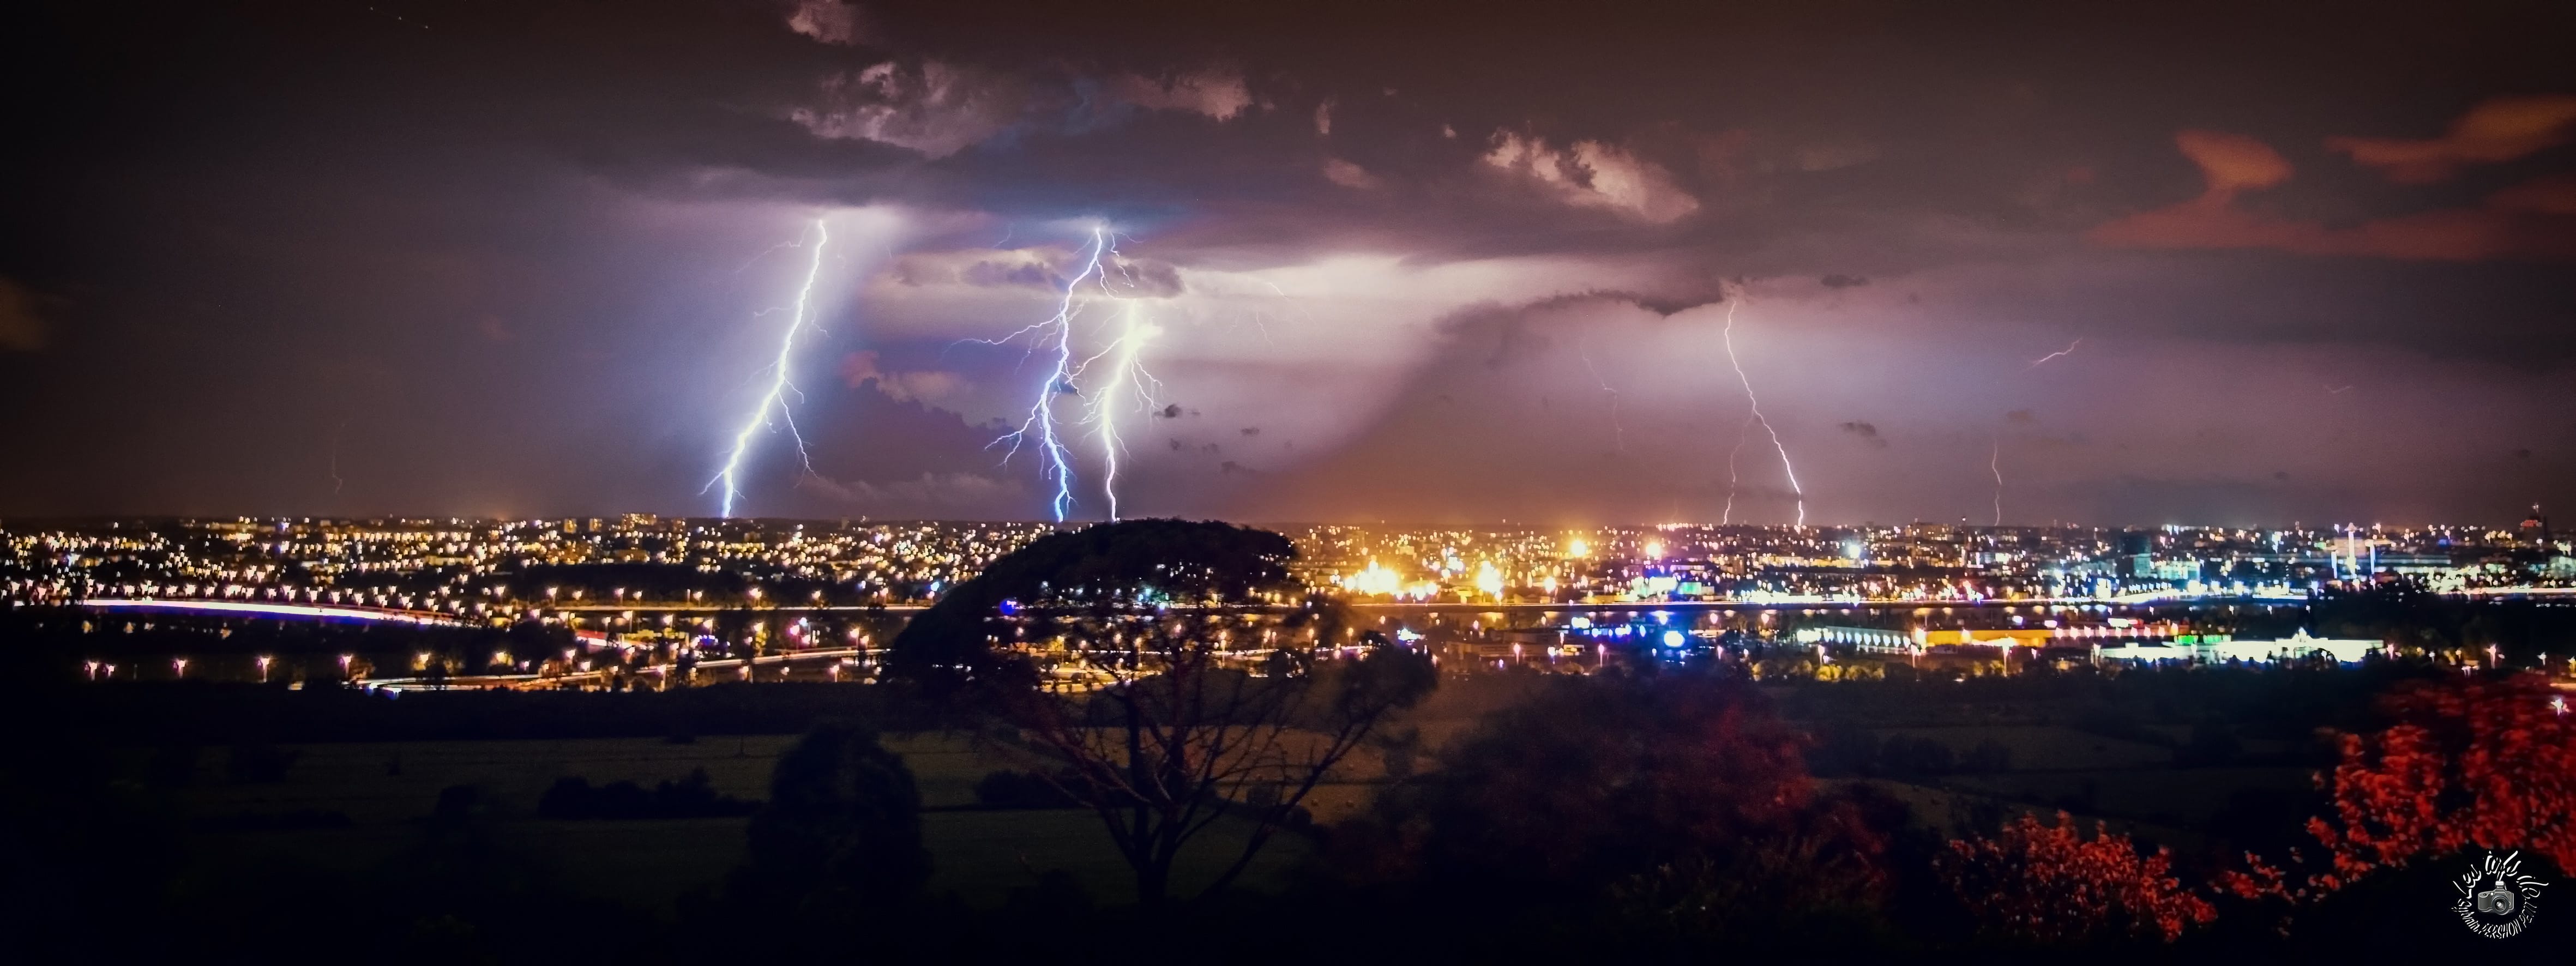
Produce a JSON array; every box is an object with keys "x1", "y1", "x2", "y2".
[
  {"x1": 708, "y1": 218, "x2": 830, "y2": 518},
  {"x1": 988, "y1": 226, "x2": 1113, "y2": 522}
]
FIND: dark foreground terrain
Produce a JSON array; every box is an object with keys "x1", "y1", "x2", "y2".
[{"x1": 5, "y1": 638, "x2": 2569, "y2": 963}]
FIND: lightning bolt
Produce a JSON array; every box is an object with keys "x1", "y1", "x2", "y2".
[
  {"x1": 2027, "y1": 338, "x2": 2081, "y2": 369},
  {"x1": 1723, "y1": 424, "x2": 1749, "y2": 526},
  {"x1": 1990, "y1": 433, "x2": 2005, "y2": 527},
  {"x1": 985, "y1": 226, "x2": 1115, "y2": 522},
  {"x1": 327, "y1": 416, "x2": 351, "y2": 496},
  {"x1": 1079, "y1": 304, "x2": 1163, "y2": 521},
  {"x1": 1718, "y1": 292, "x2": 1804, "y2": 527},
  {"x1": 708, "y1": 218, "x2": 830, "y2": 518}
]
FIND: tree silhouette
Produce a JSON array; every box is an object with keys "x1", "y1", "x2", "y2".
[
  {"x1": 2224, "y1": 671, "x2": 2576, "y2": 912},
  {"x1": 1938, "y1": 811, "x2": 2215, "y2": 944},
  {"x1": 729, "y1": 721, "x2": 930, "y2": 915},
  {"x1": 888, "y1": 519, "x2": 1434, "y2": 904},
  {"x1": 1337, "y1": 672, "x2": 1889, "y2": 941}
]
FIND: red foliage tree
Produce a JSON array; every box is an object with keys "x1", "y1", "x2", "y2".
[
  {"x1": 2219, "y1": 672, "x2": 2576, "y2": 927},
  {"x1": 1937, "y1": 811, "x2": 2216, "y2": 944},
  {"x1": 2283, "y1": 673, "x2": 2576, "y2": 885}
]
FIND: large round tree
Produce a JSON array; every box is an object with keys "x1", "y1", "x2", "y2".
[{"x1": 889, "y1": 519, "x2": 1434, "y2": 904}]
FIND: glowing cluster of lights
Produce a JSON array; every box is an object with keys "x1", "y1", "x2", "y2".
[
  {"x1": 1333, "y1": 558, "x2": 1451, "y2": 600},
  {"x1": 1339, "y1": 558, "x2": 1404, "y2": 596}
]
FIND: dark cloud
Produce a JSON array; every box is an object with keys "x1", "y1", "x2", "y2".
[
  {"x1": 958, "y1": 259, "x2": 1061, "y2": 288},
  {"x1": 1820, "y1": 274, "x2": 1868, "y2": 289},
  {"x1": 1838, "y1": 420, "x2": 1886, "y2": 447},
  {"x1": 2087, "y1": 126, "x2": 2576, "y2": 263},
  {"x1": 1108, "y1": 257, "x2": 1187, "y2": 298}
]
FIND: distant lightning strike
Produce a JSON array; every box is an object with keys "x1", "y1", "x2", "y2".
[
  {"x1": 1722, "y1": 420, "x2": 1753, "y2": 526},
  {"x1": 1990, "y1": 433, "x2": 2005, "y2": 527},
  {"x1": 987, "y1": 227, "x2": 1109, "y2": 522},
  {"x1": 709, "y1": 218, "x2": 830, "y2": 518},
  {"x1": 326, "y1": 416, "x2": 351, "y2": 496},
  {"x1": 2027, "y1": 338, "x2": 2081, "y2": 369},
  {"x1": 1080, "y1": 305, "x2": 1164, "y2": 521},
  {"x1": 1718, "y1": 294, "x2": 1805, "y2": 527},
  {"x1": 986, "y1": 226, "x2": 1164, "y2": 522}
]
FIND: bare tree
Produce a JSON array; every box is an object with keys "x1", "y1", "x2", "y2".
[{"x1": 889, "y1": 520, "x2": 1434, "y2": 904}]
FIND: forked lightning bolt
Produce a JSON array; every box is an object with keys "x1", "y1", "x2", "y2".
[
  {"x1": 708, "y1": 218, "x2": 830, "y2": 518},
  {"x1": 985, "y1": 226, "x2": 1163, "y2": 522},
  {"x1": 1718, "y1": 293, "x2": 1805, "y2": 527},
  {"x1": 1080, "y1": 305, "x2": 1163, "y2": 521}
]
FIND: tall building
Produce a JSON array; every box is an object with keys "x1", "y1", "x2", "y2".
[{"x1": 2116, "y1": 530, "x2": 2154, "y2": 578}]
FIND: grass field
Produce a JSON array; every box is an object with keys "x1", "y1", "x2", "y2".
[
  {"x1": 150, "y1": 707, "x2": 2326, "y2": 912},
  {"x1": 170, "y1": 733, "x2": 1326, "y2": 910},
  {"x1": 1869, "y1": 724, "x2": 2174, "y2": 770},
  {"x1": 1838, "y1": 722, "x2": 2324, "y2": 856}
]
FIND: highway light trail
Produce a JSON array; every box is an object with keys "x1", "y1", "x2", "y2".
[
  {"x1": 989, "y1": 227, "x2": 1113, "y2": 522},
  {"x1": 82, "y1": 599, "x2": 461, "y2": 626},
  {"x1": 709, "y1": 218, "x2": 830, "y2": 518},
  {"x1": 1718, "y1": 293, "x2": 1805, "y2": 527}
]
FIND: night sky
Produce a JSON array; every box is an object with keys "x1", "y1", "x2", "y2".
[{"x1": 4, "y1": 0, "x2": 2572, "y2": 526}]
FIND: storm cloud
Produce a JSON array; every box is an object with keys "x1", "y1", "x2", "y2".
[{"x1": 1, "y1": 0, "x2": 2570, "y2": 524}]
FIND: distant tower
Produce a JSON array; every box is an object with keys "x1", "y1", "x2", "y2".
[{"x1": 2521, "y1": 504, "x2": 2549, "y2": 542}]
